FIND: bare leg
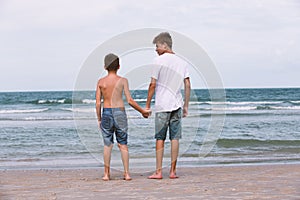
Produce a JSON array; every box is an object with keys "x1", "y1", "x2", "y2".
[
  {"x1": 148, "y1": 140, "x2": 164, "y2": 179},
  {"x1": 103, "y1": 144, "x2": 113, "y2": 181},
  {"x1": 118, "y1": 143, "x2": 131, "y2": 181},
  {"x1": 170, "y1": 139, "x2": 179, "y2": 179}
]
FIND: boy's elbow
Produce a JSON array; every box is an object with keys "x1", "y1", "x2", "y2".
[
  {"x1": 96, "y1": 102, "x2": 101, "y2": 108},
  {"x1": 128, "y1": 98, "x2": 135, "y2": 106}
]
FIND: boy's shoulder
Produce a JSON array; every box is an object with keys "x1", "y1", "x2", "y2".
[
  {"x1": 97, "y1": 75, "x2": 127, "y2": 84},
  {"x1": 97, "y1": 76, "x2": 109, "y2": 86},
  {"x1": 97, "y1": 76, "x2": 106, "y2": 83}
]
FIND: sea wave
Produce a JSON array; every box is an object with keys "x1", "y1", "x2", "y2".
[
  {"x1": 0, "y1": 116, "x2": 81, "y2": 121},
  {"x1": 199, "y1": 106, "x2": 300, "y2": 111},
  {"x1": 5, "y1": 95, "x2": 300, "y2": 108},
  {"x1": 66, "y1": 108, "x2": 95, "y2": 113},
  {"x1": 30, "y1": 98, "x2": 73, "y2": 104},
  {"x1": 82, "y1": 99, "x2": 96, "y2": 104},
  {"x1": 26, "y1": 98, "x2": 151, "y2": 105},
  {"x1": 191, "y1": 100, "x2": 300, "y2": 106},
  {"x1": 216, "y1": 138, "x2": 300, "y2": 148},
  {"x1": 291, "y1": 100, "x2": 300, "y2": 104},
  {"x1": 0, "y1": 108, "x2": 49, "y2": 114}
]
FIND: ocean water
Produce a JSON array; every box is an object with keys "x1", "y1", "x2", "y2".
[{"x1": 0, "y1": 88, "x2": 300, "y2": 170}]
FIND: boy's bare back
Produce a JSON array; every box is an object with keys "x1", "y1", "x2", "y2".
[
  {"x1": 96, "y1": 53, "x2": 150, "y2": 125},
  {"x1": 97, "y1": 73, "x2": 127, "y2": 108}
]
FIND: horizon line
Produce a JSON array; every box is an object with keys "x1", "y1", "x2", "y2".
[{"x1": 1, "y1": 86, "x2": 300, "y2": 93}]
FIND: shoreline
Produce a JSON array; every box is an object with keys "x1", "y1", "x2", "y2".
[
  {"x1": 1, "y1": 159, "x2": 300, "y2": 171},
  {"x1": 1, "y1": 163, "x2": 299, "y2": 199}
]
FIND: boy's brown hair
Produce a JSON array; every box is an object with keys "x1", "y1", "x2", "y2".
[
  {"x1": 104, "y1": 53, "x2": 119, "y2": 71},
  {"x1": 152, "y1": 32, "x2": 172, "y2": 49}
]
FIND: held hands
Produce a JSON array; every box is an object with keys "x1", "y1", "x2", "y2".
[{"x1": 142, "y1": 108, "x2": 152, "y2": 118}]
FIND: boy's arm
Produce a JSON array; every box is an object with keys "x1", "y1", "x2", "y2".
[
  {"x1": 145, "y1": 78, "x2": 156, "y2": 109},
  {"x1": 95, "y1": 80, "x2": 102, "y2": 126},
  {"x1": 123, "y1": 78, "x2": 150, "y2": 118},
  {"x1": 183, "y1": 77, "x2": 191, "y2": 117}
]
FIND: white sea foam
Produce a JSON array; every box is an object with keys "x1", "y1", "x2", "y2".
[
  {"x1": 23, "y1": 116, "x2": 75, "y2": 121},
  {"x1": 37, "y1": 99, "x2": 67, "y2": 104},
  {"x1": 78, "y1": 98, "x2": 149, "y2": 104},
  {"x1": 225, "y1": 101, "x2": 282, "y2": 105},
  {"x1": 211, "y1": 106, "x2": 257, "y2": 111},
  {"x1": 271, "y1": 106, "x2": 300, "y2": 110},
  {"x1": 38, "y1": 100, "x2": 47, "y2": 104},
  {"x1": 82, "y1": 99, "x2": 96, "y2": 104},
  {"x1": 134, "y1": 98, "x2": 148, "y2": 102},
  {"x1": 57, "y1": 99, "x2": 66, "y2": 103},
  {"x1": 67, "y1": 108, "x2": 95, "y2": 113},
  {"x1": 291, "y1": 101, "x2": 300, "y2": 104},
  {"x1": 189, "y1": 101, "x2": 283, "y2": 105},
  {"x1": 0, "y1": 108, "x2": 48, "y2": 114},
  {"x1": 209, "y1": 106, "x2": 300, "y2": 111}
]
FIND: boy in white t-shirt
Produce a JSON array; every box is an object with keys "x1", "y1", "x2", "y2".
[{"x1": 146, "y1": 32, "x2": 191, "y2": 179}]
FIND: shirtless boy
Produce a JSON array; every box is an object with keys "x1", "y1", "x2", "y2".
[{"x1": 96, "y1": 53, "x2": 150, "y2": 181}]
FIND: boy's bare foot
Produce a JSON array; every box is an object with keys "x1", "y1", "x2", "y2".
[
  {"x1": 102, "y1": 174, "x2": 110, "y2": 181},
  {"x1": 124, "y1": 173, "x2": 132, "y2": 181},
  {"x1": 169, "y1": 172, "x2": 179, "y2": 179},
  {"x1": 148, "y1": 172, "x2": 163, "y2": 179}
]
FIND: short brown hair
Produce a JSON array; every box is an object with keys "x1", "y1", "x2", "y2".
[
  {"x1": 152, "y1": 32, "x2": 172, "y2": 49},
  {"x1": 104, "y1": 53, "x2": 119, "y2": 71}
]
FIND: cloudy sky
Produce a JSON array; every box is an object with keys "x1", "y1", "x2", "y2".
[{"x1": 1, "y1": 0, "x2": 300, "y2": 91}]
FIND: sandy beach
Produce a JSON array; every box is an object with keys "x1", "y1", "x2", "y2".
[{"x1": 1, "y1": 164, "x2": 299, "y2": 200}]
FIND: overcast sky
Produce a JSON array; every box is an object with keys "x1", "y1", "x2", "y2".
[{"x1": 1, "y1": 0, "x2": 300, "y2": 91}]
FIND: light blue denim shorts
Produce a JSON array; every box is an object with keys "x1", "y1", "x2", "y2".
[
  {"x1": 155, "y1": 108, "x2": 182, "y2": 140},
  {"x1": 100, "y1": 108, "x2": 128, "y2": 146}
]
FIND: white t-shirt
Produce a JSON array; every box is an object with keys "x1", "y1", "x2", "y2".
[{"x1": 151, "y1": 53, "x2": 190, "y2": 112}]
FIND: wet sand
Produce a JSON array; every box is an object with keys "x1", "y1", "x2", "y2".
[{"x1": 1, "y1": 164, "x2": 299, "y2": 199}]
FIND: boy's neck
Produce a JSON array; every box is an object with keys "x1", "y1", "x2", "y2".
[
  {"x1": 108, "y1": 70, "x2": 118, "y2": 75},
  {"x1": 162, "y1": 49, "x2": 174, "y2": 55}
]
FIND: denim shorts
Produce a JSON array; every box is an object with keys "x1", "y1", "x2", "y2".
[
  {"x1": 155, "y1": 108, "x2": 182, "y2": 140},
  {"x1": 100, "y1": 108, "x2": 128, "y2": 146}
]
